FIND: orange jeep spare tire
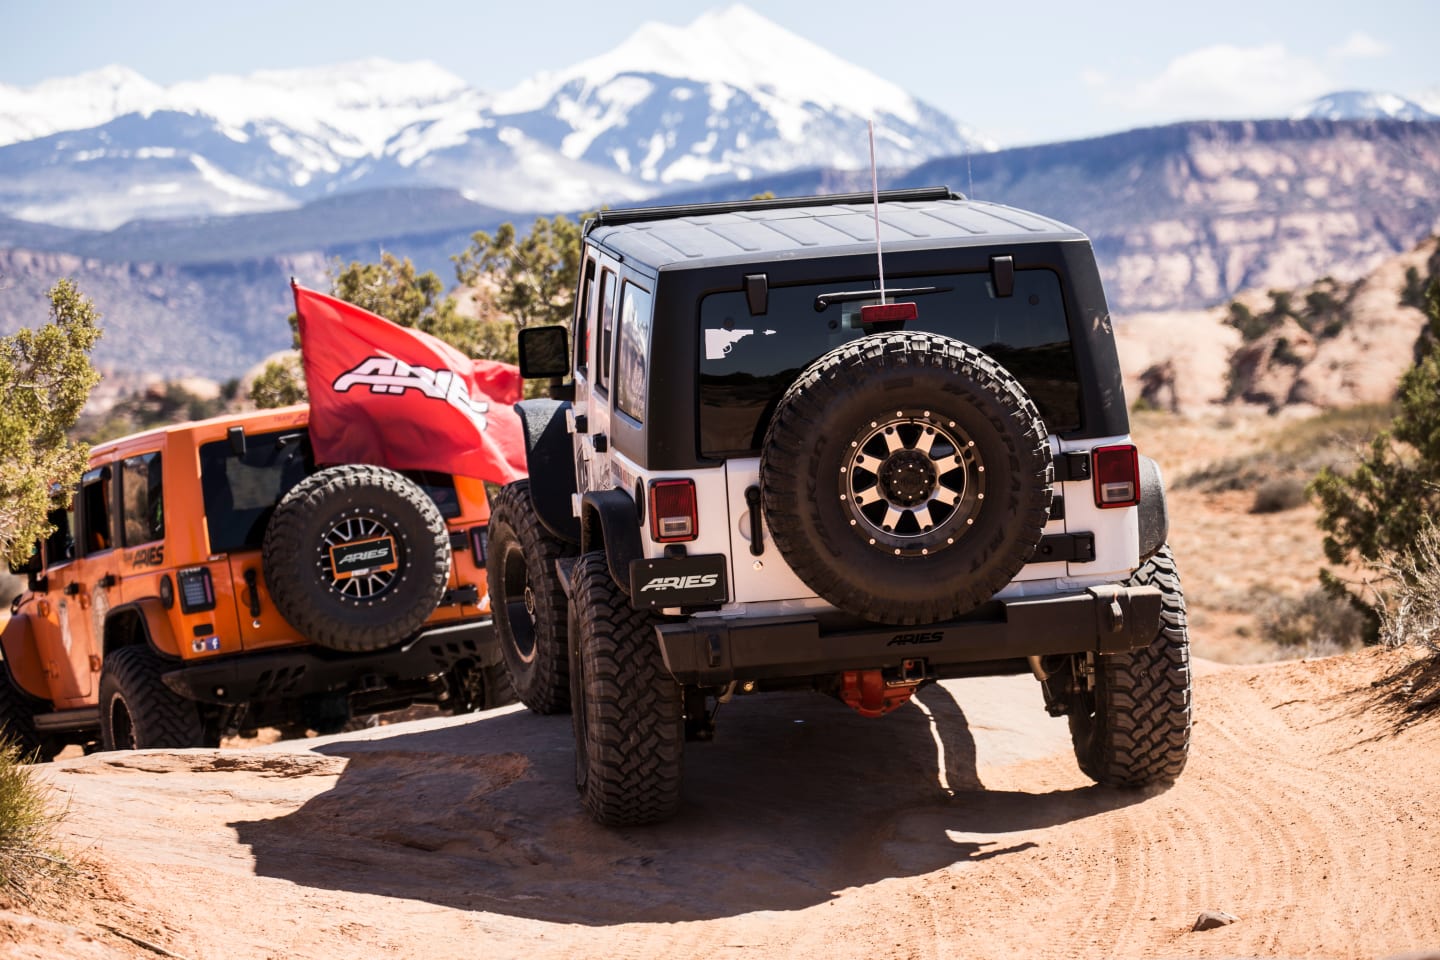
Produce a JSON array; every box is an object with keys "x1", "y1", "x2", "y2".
[{"x1": 262, "y1": 464, "x2": 450, "y2": 652}]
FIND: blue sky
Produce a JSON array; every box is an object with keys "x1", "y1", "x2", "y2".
[{"x1": 2, "y1": 0, "x2": 1436, "y2": 145}]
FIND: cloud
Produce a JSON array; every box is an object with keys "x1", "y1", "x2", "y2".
[
  {"x1": 1090, "y1": 43, "x2": 1332, "y2": 121},
  {"x1": 1330, "y1": 31, "x2": 1389, "y2": 59}
]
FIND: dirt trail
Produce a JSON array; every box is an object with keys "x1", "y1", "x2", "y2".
[{"x1": 3, "y1": 646, "x2": 1436, "y2": 960}]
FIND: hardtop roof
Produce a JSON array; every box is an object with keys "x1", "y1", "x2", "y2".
[{"x1": 585, "y1": 195, "x2": 1087, "y2": 273}]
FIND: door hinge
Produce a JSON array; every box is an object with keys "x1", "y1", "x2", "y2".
[
  {"x1": 1029, "y1": 533, "x2": 1096, "y2": 564},
  {"x1": 1053, "y1": 452, "x2": 1092, "y2": 483}
]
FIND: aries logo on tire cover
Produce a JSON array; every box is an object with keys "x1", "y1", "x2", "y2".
[{"x1": 330, "y1": 536, "x2": 399, "y2": 578}]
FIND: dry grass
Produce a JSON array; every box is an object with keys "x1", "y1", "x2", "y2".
[
  {"x1": 1374, "y1": 521, "x2": 1440, "y2": 662},
  {"x1": 0, "y1": 737, "x2": 70, "y2": 904}
]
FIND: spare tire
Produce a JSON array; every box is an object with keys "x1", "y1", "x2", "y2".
[
  {"x1": 761, "y1": 331, "x2": 1052, "y2": 625},
  {"x1": 263, "y1": 464, "x2": 450, "y2": 652}
]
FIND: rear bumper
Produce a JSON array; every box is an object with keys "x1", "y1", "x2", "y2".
[
  {"x1": 161, "y1": 619, "x2": 497, "y2": 706},
  {"x1": 655, "y1": 584, "x2": 1162, "y2": 685}
]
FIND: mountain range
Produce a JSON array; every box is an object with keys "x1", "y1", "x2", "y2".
[
  {"x1": 0, "y1": 5, "x2": 1437, "y2": 383},
  {"x1": 0, "y1": 6, "x2": 987, "y2": 230}
]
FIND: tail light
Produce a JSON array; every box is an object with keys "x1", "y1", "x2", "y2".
[
  {"x1": 469, "y1": 525, "x2": 488, "y2": 566},
  {"x1": 1092, "y1": 445, "x2": 1140, "y2": 508},
  {"x1": 860, "y1": 302, "x2": 918, "y2": 324},
  {"x1": 649, "y1": 479, "x2": 698, "y2": 543},
  {"x1": 176, "y1": 566, "x2": 216, "y2": 613}
]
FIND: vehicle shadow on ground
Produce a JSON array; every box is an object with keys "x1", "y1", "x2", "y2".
[{"x1": 230, "y1": 682, "x2": 1151, "y2": 924}]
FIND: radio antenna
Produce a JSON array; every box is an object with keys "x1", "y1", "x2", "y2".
[{"x1": 869, "y1": 120, "x2": 887, "y2": 305}]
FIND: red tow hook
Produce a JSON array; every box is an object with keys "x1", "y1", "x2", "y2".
[{"x1": 840, "y1": 661, "x2": 925, "y2": 718}]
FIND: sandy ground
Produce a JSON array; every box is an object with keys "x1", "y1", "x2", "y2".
[
  {"x1": 2, "y1": 645, "x2": 1436, "y2": 960},
  {"x1": 4, "y1": 411, "x2": 1434, "y2": 959}
]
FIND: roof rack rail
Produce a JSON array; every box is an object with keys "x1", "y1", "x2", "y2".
[{"x1": 586, "y1": 186, "x2": 960, "y2": 232}]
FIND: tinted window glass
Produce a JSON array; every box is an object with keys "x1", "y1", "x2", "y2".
[
  {"x1": 120, "y1": 453, "x2": 164, "y2": 546},
  {"x1": 575, "y1": 257, "x2": 596, "y2": 375},
  {"x1": 200, "y1": 430, "x2": 312, "y2": 553},
  {"x1": 615, "y1": 283, "x2": 653, "y2": 422},
  {"x1": 698, "y1": 270, "x2": 1080, "y2": 457},
  {"x1": 79, "y1": 469, "x2": 113, "y2": 554},
  {"x1": 597, "y1": 269, "x2": 617, "y2": 392}
]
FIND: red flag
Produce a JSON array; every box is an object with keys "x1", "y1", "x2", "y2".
[{"x1": 293, "y1": 282, "x2": 527, "y2": 484}]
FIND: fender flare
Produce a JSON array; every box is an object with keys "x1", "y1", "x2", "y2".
[
  {"x1": 515, "y1": 398, "x2": 581, "y2": 544},
  {"x1": 580, "y1": 489, "x2": 644, "y2": 597},
  {"x1": 105, "y1": 598, "x2": 182, "y2": 658},
  {"x1": 1, "y1": 613, "x2": 51, "y2": 700},
  {"x1": 1138, "y1": 456, "x2": 1169, "y2": 562}
]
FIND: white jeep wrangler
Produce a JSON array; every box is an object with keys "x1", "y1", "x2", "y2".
[{"x1": 487, "y1": 188, "x2": 1189, "y2": 826}]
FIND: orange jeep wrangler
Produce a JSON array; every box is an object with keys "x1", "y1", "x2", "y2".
[{"x1": 1, "y1": 405, "x2": 507, "y2": 756}]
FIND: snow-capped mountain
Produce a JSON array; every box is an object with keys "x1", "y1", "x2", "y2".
[
  {"x1": 0, "y1": 5, "x2": 991, "y2": 229},
  {"x1": 488, "y1": 5, "x2": 992, "y2": 184},
  {"x1": 1293, "y1": 90, "x2": 1438, "y2": 122},
  {"x1": 6, "y1": 6, "x2": 1436, "y2": 234},
  {"x1": 0, "y1": 65, "x2": 164, "y2": 146}
]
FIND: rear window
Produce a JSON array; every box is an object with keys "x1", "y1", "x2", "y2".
[
  {"x1": 200, "y1": 430, "x2": 311, "y2": 554},
  {"x1": 200, "y1": 431, "x2": 463, "y2": 554},
  {"x1": 698, "y1": 269, "x2": 1080, "y2": 457}
]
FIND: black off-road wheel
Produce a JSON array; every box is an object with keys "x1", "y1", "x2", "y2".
[
  {"x1": 1068, "y1": 545, "x2": 1191, "y2": 786},
  {"x1": 445, "y1": 659, "x2": 516, "y2": 714},
  {"x1": 263, "y1": 464, "x2": 450, "y2": 653},
  {"x1": 569, "y1": 552, "x2": 684, "y2": 826},
  {"x1": 99, "y1": 646, "x2": 214, "y2": 751},
  {"x1": 762, "y1": 331, "x2": 1053, "y2": 625},
  {"x1": 0, "y1": 670, "x2": 62, "y2": 761},
  {"x1": 487, "y1": 481, "x2": 572, "y2": 714}
]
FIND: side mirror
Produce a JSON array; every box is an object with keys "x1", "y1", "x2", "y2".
[
  {"x1": 9, "y1": 545, "x2": 41, "y2": 577},
  {"x1": 518, "y1": 325, "x2": 570, "y2": 379},
  {"x1": 9, "y1": 544, "x2": 45, "y2": 594}
]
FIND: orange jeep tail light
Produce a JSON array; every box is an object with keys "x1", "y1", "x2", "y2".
[
  {"x1": 176, "y1": 566, "x2": 216, "y2": 614},
  {"x1": 1092, "y1": 445, "x2": 1140, "y2": 508},
  {"x1": 649, "y1": 479, "x2": 698, "y2": 543},
  {"x1": 469, "y1": 525, "x2": 488, "y2": 566}
]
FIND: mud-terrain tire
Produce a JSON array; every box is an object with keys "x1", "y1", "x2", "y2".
[
  {"x1": 569, "y1": 552, "x2": 683, "y2": 826},
  {"x1": 761, "y1": 331, "x2": 1053, "y2": 625},
  {"x1": 0, "y1": 669, "x2": 61, "y2": 761},
  {"x1": 1068, "y1": 544, "x2": 1191, "y2": 786},
  {"x1": 263, "y1": 464, "x2": 450, "y2": 653},
  {"x1": 99, "y1": 646, "x2": 214, "y2": 750},
  {"x1": 487, "y1": 481, "x2": 572, "y2": 714}
]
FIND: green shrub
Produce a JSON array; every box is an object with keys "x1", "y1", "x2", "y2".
[
  {"x1": 1312, "y1": 280, "x2": 1440, "y2": 574},
  {"x1": 1251, "y1": 477, "x2": 1308, "y2": 513}
]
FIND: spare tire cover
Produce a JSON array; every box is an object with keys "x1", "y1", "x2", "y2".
[{"x1": 760, "y1": 331, "x2": 1053, "y2": 625}]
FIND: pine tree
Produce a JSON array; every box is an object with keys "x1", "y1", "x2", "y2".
[
  {"x1": 0, "y1": 279, "x2": 102, "y2": 565},
  {"x1": 454, "y1": 215, "x2": 582, "y2": 331}
]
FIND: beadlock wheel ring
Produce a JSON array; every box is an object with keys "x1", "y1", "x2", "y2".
[{"x1": 839, "y1": 410, "x2": 986, "y2": 557}]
